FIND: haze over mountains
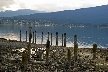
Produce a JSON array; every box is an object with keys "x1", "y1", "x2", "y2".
[
  {"x1": 1, "y1": 5, "x2": 108, "y2": 24},
  {"x1": 0, "y1": 9, "x2": 46, "y2": 17}
]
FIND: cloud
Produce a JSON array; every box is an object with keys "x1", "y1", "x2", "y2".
[
  {"x1": 19, "y1": 0, "x2": 108, "y2": 12},
  {"x1": 22, "y1": 0, "x2": 108, "y2": 12},
  {"x1": 0, "y1": 0, "x2": 16, "y2": 11},
  {"x1": 0, "y1": 0, "x2": 108, "y2": 12}
]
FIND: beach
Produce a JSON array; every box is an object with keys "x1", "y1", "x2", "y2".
[{"x1": 0, "y1": 38, "x2": 108, "y2": 72}]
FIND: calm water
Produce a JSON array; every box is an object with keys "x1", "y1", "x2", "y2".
[{"x1": 0, "y1": 24, "x2": 108, "y2": 48}]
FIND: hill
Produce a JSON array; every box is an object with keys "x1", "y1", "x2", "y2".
[
  {"x1": 0, "y1": 9, "x2": 46, "y2": 17},
  {"x1": 13, "y1": 5, "x2": 108, "y2": 24}
]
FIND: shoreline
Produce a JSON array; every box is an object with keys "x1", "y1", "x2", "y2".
[{"x1": 0, "y1": 38, "x2": 107, "y2": 48}]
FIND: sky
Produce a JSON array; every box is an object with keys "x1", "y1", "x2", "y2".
[{"x1": 0, "y1": 0, "x2": 108, "y2": 12}]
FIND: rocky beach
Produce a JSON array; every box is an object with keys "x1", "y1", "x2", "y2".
[{"x1": 0, "y1": 38, "x2": 108, "y2": 72}]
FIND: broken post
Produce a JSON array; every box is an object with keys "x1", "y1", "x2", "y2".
[
  {"x1": 48, "y1": 32, "x2": 49, "y2": 40},
  {"x1": 35, "y1": 31, "x2": 36, "y2": 44},
  {"x1": 64, "y1": 33, "x2": 66, "y2": 47},
  {"x1": 22, "y1": 50, "x2": 28, "y2": 71},
  {"x1": 46, "y1": 40, "x2": 50, "y2": 60},
  {"x1": 32, "y1": 31, "x2": 34, "y2": 43},
  {"x1": 26, "y1": 31, "x2": 27, "y2": 42},
  {"x1": 74, "y1": 43, "x2": 78, "y2": 62},
  {"x1": 41, "y1": 32, "x2": 43, "y2": 44},
  {"x1": 51, "y1": 33, "x2": 52, "y2": 45},
  {"x1": 62, "y1": 34, "x2": 63, "y2": 46},
  {"x1": 27, "y1": 44, "x2": 31, "y2": 62},
  {"x1": 56, "y1": 32, "x2": 58, "y2": 46},
  {"x1": 92, "y1": 44, "x2": 97, "y2": 59},
  {"x1": 74, "y1": 34, "x2": 77, "y2": 45},
  {"x1": 20, "y1": 30, "x2": 21, "y2": 42},
  {"x1": 67, "y1": 49, "x2": 71, "y2": 62},
  {"x1": 29, "y1": 27, "x2": 32, "y2": 43},
  {"x1": 74, "y1": 34, "x2": 78, "y2": 62}
]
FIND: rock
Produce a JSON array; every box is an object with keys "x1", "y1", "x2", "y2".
[
  {"x1": 105, "y1": 57, "x2": 108, "y2": 61},
  {"x1": 73, "y1": 68, "x2": 78, "y2": 72}
]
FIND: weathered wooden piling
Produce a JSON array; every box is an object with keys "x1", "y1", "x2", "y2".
[
  {"x1": 56, "y1": 32, "x2": 58, "y2": 46},
  {"x1": 26, "y1": 31, "x2": 27, "y2": 42},
  {"x1": 41, "y1": 32, "x2": 43, "y2": 44},
  {"x1": 74, "y1": 34, "x2": 78, "y2": 62},
  {"x1": 29, "y1": 27, "x2": 32, "y2": 43},
  {"x1": 22, "y1": 51, "x2": 28, "y2": 71},
  {"x1": 67, "y1": 49, "x2": 71, "y2": 62},
  {"x1": 51, "y1": 33, "x2": 52, "y2": 45},
  {"x1": 92, "y1": 44, "x2": 97, "y2": 59},
  {"x1": 48, "y1": 32, "x2": 49, "y2": 40},
  {"x1": 74, "y1": 44, "x2": 78, "y2": 62},
  {"x1": 32, "y1": 31, "x2": 34, "y2": 43},
  {"x1": 74, "y1": 34, "x2": 77, "y2": 45},
  {"x1": 64, "y1": 33, "x2": 66, "y2": 47},
  {"x1": 46, "y1": 40, "x2": 50, "y2": 59},
  {"x1": 35, "y1": 31, "x2": 36, "y2": 44},
  {"x1": 20, "y1": 30, "x2": 21, "y2": 42},
  {"x1": 27, "y1": 44, "x2": 31, "y2": 62},
  {"x1": 62, "y1": 34, "x2": 63, "y2": 46}
]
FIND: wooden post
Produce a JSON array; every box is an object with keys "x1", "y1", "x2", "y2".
[
  {"x1": 92, "y1": 44, "x2": 97, "y2": 59},
  {"x1": 46, "y1": 40, "x2": 50, "y2": 49},
  {"x1": 74, "y1": 43, "x2": 78, "y2": 62},
  {"x1": 20, "y1": 30, "x2": 21, "y2": 42},
  {"x1": 74, "y1": 35, "x2": 78, "y2": 62},
  {"x1": 35, "y1": 31, "x2": 36, "y2": 44},
  {"x1": 46, "y1": 40, "x2": 50, "y2": 60},
  {"x1": 67, "y1": 49, "x2": 71, "y2": 62},
  {"x1": 74, "y1": 34, "x2": 77, "y2": 45},
  {"x1": 41, "y1": 32, "x2": 43, "y2": 44},
  {"x1": 64, "y1": 33, "x2": 66, "y2": 47},
  {"x1": 62, "y1": 34, "x2": 63, "y2": 46},
  {"x1": 22, "y1": 51, "x2": 28, "y2": 71},
  {"x1": 26, "y1": 31, "x2": 27, "y2": 42},
  {"x1": 29, "y1": 27, "x2": 32, "y2": 43},
  {"x1": 48, "y1": 32, "x2": 49, "y2": 40},
  {"x1": 32, "y1": 31, "x2": 34, "y2": 43},
  {"x1": 56, "y1": 32, "x2": 58, "y2": 46},
  {"x1": 51, "y1": 33, "x2": 52, "y2": 45},
  {"x1": 27, "y1": 44, "x2": 31, "y2": 62}
]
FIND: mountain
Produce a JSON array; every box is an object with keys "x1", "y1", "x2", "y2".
[
  {"x1": 0, "y1": 9, "x2": 46, "y2": 17},
  {"x1": 12, "y1": 5, "x2": 108, "y2": 24}
]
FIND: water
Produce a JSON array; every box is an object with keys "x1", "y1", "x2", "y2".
[{"x1": 0, "y1": 24, "x2": 108, "y2": 48}]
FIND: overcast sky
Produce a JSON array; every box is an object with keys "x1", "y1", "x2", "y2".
[{"x1": 0, "y1": 0, "x2": 108, "y2": 12}]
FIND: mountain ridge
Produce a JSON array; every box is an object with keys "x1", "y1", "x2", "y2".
[
  {"x1": 12, "y1": 5, "x2": 108, "y2": 24},
  {"x1": 0, "y1": 9, "x2": 47, "y2": 17}
]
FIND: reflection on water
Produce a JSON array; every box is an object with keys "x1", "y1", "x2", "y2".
[
  {"x1": 3, "y1": 33, "x2": 19, "y2": 40},
  {"x1": 0, "y1": 24, "x2": 108, "y2": 48}
]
